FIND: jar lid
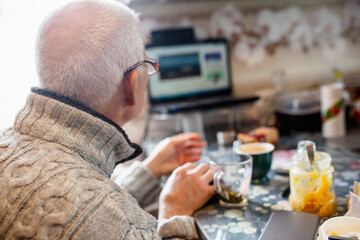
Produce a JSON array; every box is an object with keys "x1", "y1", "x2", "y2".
[{"x1": 292, "y1": 151, "x2": 332, "y2": 171}]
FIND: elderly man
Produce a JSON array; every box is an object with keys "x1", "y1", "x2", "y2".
[{"x1": 0, "y1": 0, "x2": 215, "y2": 239}]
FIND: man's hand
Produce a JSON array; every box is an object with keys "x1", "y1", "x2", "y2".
[
  {"x1": 143, "y1": 133, "x2": 205, "y2": 178},
  {"x1": 158, "y1": 163, "x2": 215, "y2": 219}
]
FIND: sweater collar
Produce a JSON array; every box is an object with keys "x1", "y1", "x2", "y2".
[{"x1": 14, "y1": 87, "x2": 142, "y2": 176}]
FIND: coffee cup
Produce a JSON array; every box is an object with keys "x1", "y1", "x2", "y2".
[
  {"x1": 233, "y1": 141, "x2": 274, "y2": 184},
  {"x1": 210, "y1": 153, "x2": 252, "y2": 207},
  {"x1": 318, "y1": 216, "x2": 360, "y2": 240}
]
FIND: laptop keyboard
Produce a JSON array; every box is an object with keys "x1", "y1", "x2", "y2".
[{"x1": 151, "y1": 95, "x2": 258, "y2": 114}]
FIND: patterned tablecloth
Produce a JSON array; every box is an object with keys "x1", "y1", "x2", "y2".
[{"x1": 194, "y1": 134, "x2": 360, "y2": 240}]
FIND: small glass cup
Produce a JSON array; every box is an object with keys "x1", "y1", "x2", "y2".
[
  {"x1": 142, "y1": 113, "x2": 182, "y2": 155},
  {"x1": 210, "y1": 153, "x2": 253, "y2": 207}
]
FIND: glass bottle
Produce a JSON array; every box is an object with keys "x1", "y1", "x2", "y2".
[{"x1": 289, "y1": 140, "x2": 337, "y2": 217}]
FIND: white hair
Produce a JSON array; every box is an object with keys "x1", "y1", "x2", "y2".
[{"x1": 36, "y1": 0, "x2": 144, "y2": 109}]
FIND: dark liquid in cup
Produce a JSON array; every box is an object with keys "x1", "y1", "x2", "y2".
[{"x1": 219, "y1": 186, "x2": 244, "y2": 203}]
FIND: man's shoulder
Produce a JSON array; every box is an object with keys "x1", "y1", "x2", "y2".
[{"x1": 0, "y1": 129, "x2": 158, "y2": 239}]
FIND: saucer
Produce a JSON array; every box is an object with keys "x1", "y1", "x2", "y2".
[{"x1": 219, "y1": 198, "x2": 248, "y2": 207}]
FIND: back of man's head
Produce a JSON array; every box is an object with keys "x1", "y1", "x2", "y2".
[{"x1": 36, "y1": 0, "x2": 144, "y2": 110}]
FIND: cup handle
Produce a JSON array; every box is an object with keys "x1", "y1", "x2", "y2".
[{"x1": 214, "y1": 169, "x2": 226, "y2": 197}]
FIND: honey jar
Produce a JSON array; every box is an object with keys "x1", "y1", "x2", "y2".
[{"x1": 289, "y1": 140, "x2": 337, "y2": 217}]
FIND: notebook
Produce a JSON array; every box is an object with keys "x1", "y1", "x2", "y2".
[{"x1": 146, "y1": 39, "x2": 258, "y2": 114}]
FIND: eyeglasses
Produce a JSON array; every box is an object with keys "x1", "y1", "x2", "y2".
[{"x1": 123, "y1": 58, "x2": 160, "y2": 76}]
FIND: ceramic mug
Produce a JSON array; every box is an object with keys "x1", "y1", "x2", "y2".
[
  {"x1": 318, "y1": 216, "x2": 360, "y2": 240},
  {"x1": 233, "y1": 141, "x2": 274, "y2": 184}
]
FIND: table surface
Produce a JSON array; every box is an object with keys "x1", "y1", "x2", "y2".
[{"x1": 194, "y1": 134, "x2": 360, "y2": 240}]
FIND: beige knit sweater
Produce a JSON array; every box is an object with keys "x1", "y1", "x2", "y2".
[{"x1": 0, "y1": 88, "x2": 198, "y2": 240}]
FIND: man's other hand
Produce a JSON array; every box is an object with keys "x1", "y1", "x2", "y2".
[{"x1": 144, "y1": 133, "x2": 205, "y2": 178}]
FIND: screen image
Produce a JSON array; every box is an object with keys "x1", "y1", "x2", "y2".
[
  {"x1": 159, "y1": 53, "x2": 201, "y2": 80},
  {"x1": 205, "y1": 52, "x2": 222, "y2": 62},
  {"x1": 146, "y1": 40, "x2": 230, "y2": 102}
]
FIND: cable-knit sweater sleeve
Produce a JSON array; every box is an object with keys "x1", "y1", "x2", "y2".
[
  {"x1": 158, "y1": 216, "x2": 199, "y2": 239},
  {"x1": 112, "y1": 161, "x2": 162, "y2": 208},
  {"x1": 112, "y1": 162, "x2": 200, "y2": 239}
]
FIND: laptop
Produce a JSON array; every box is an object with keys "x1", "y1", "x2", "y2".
[{"x1": 146, "y1": 38, "x2": 258, "y2": 114}]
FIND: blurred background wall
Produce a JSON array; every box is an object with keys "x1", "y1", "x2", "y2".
[{"x1": 130, "y1": 0, "x2": 360, "y2": 95}]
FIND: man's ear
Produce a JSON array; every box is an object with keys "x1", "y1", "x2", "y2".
[{"x1": 123, "y1": 70, "x2": 139, "y2": 106}]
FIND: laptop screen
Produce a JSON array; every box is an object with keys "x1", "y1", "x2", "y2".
[{"x1": 146, "y1": 39, "x2": 232, "y2": 103}]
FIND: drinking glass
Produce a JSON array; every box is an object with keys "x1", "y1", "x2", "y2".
[{"x1": 142, "y1": 113, "x2": 182, "y2": 155}]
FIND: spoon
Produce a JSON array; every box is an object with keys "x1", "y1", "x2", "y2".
[{"x1": 306, "y1": 142, "x2": 315, "y2": 165}]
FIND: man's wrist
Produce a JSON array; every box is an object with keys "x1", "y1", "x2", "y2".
[
  {"x1": 158, "y1": 207, "x2": 193, "y2": 220},
  {"x1": 143, "y1": 158, "x2": 161, "y2": 179},
  {"x1": 158, "y1": 196, "x2": 194, "y2": 219}
]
